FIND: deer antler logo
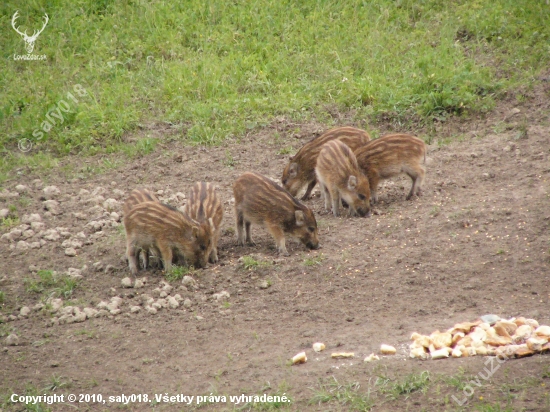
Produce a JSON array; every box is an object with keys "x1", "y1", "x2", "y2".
[{"x1": 11, "y1": 11, "x2": 49, "y2": 54}]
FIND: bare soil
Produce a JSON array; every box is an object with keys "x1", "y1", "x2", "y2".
[{"x1": 1, "y1": 85, "x2": 550, "y2": 411}]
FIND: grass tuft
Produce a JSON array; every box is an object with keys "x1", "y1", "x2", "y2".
[{"x1": 240, "y1": 256, "x2": 272, "y2": 270}]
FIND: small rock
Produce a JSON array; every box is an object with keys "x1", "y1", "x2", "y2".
[
  {"x1": 112, "y1": 189, "x2": 125, "y2": 199},
  {"x1": 173, "y1": 294, "x2": 183, "y2": 302},
  {"x1": 480, "y1": 314, "x2": 501, "y2": 325},
  {"x1": 62, "y1": 239, "x2": 82, "y2": 249},
  {"x1": 65, "y1": 248, "x2": 77, "y2": 257},
  {"x1": 151, "y1": 288, "x2": 162, "y2": 298},
  {"x1": 110, "y1": 212, "x2": 120, "y2": 222},
  {"x1": 91, "y1": 186, "x2": 106, "y2": 196},
  {"x1": 104, "y1": 264, "x2": 115, "y2": 274},
  {"x1": 5, "y1": 333, "x2": 19, "y2": 346},
  {"x1": 121, "y1": 277, "x2": 133, "y2": 288},
  {"x1": 43, "y1": 186, "x2": 61, "y2": 199},
  {"x1": 103, "y1": 198, "x2": 119, "y2": 211},
  {"x1": 0, "y1": 190, "x2": 18, "y2": 199},
  {"x1": 167, "y1": 296, "x2": 179, "y2": 309},
  {"x1": 67, "y1": 268, "x2": 82, "y2": 279},
  {"x1": 259, "y1": 280, "x2": 270, "y2": 289},
  {"x1": 42, "y1": 229, "x2": 60, "y2": 241},
  {"x1": 9, "y1": 229, "x2": 22, "y2": 240},
  {"x1": 61, "y1": 306, "x2": 75, "y2": 316},
  {"x1": 21, "y1": 213, "x2": 41, "y2": 224},
  {"x1": 30, "y1": 221, "x2": 45, "y2": 231},
  {"x1": 183, "y1": 299, "x2": 193, "y2": 308},
  {"x1": 302, "y1": 330, "x2": 315, "y2": 338},
  {"x1": 33, "y1": 303, "x2": 45, "y2": 311},
  {"x1": 134, "y1": 279, "x2": 145, "y2": 289},
  {"x1": 140, "y1": 294, "x2": 153, "y2": 304},
  {"x1": 156, "y1": 298, "x2": 168, "y2": 308},
  {"x1": 43, "y1": 199, "x2": 61, "y2": 215},
  {"x1": 93, "y1": 262, "x2": 104, "y2": 272},
  {"x1": 83, "y1": 308, "x2": 98, "y2": 318},
  {"x1": 20, "y1": 307, "x2": 31, "y2": 317},
  {"x1": 130, "y1": 306, "x2": 141, "y2": 313},
  {"x1": 0, "y1": 233, "x2": 13, "y2": 243},
  {"x1": 159, "y1": 291, "x2": 168, "y2": 298},
  {"x1": 182, "y1": 276, "x2": 196, "y2": 287},
  {"x1": 8, "y1": 315, "x2": 17, "y2": 321},
  {"x1": 15, "y1": 184, "x2": 29, "y2": 193},
  {"x1": 213, "y1": 291, "x2": 230, "y2": 301},
  {"x1": 161, "y1": 283, "x2": 173, "y2": 294},
  {"x1": 109, "y1": 309, "x2": 122, "y2": 316},
  {"x1": 0, "y1": 209, "x2": 9, "y2": 219},
  {"x1": 95, "y1": 309, "x2": 109, "y2": 318},
  {"x1": 48, "y1": 298, "x2": 63, "y2": 313},
  {"x1": 146, "y1": 306, "x2": 157, "y2": 315},
  {"x1": 73, "y1": 308, "x2": 87, "y2": 322},
  {"x1": 29, "y1": 242, "x2": 41, "y2": 249},
  {"x1": 78, "y1": 189, "x2": 90, "y2": 197},
  {"x1": 21, "y1": 229, "x2": 35, "y2": 239},
  {"x1": 15, "y1": 241, "x2": 30, "y2": 252},
  {"x1": 196, "y1": 315, "x2": 204, "y2": 321},
  {"x1": 73, "y1": 212, "x2": 87, "y2": 220}
]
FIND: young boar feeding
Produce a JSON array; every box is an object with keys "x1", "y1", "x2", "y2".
[
  {"x1": 233, "y1": 172, "x2": 319, "y2": 255},
  {"x1": 124, "y1": 201, "x2": 213, "y2": 275},
  {"x1": 282, "y1": 126, "x2": 370, "y2": 200},
  {"x1": 184, "y1": 182, "x2": 223, "y2": 263},
  {"x1": 315, "y1": 140, "x2": 371, "y2": 217},
  {"x1": 354, "y1": 134, "x2": 426, "y2": 203},
  {"x1": 122, "y1": 189, "x2": 161, "y2": 269}
]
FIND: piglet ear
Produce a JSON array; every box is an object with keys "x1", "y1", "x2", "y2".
[
  {"x1": 288, "y1": 162, "x2": 298, "y2": 178},
  {"x1": 295, "y1": 210, "x2": 305, "y2": 226},
  {"x1": 192, "y1": 226, "x2": 200, "y2": 238},
  {"x1": 347, "y1": 175, "x2": 357, "y2": 190}
]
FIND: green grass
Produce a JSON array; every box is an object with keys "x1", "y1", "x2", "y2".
[
  {"x1": 164, "y1": 265, "x2": 193, "y2": 282},
  {"x1": 1, "y1": 0, "x2": 550, "y2": 180},
  {"x1": 24, "y1": 270, "x2": 79, "y2": 299},
  {"x1": 377, "y1": 371, "x2": 431, "y2": 400},
  {"x1": 1, "y1": 216, "x2": 20, "y2": 229},
  {"x1": 240, "y1": 256, "x2": 272, "y2": 270},
  {"x1": 303, "y1": 253, "x2": 325, "y2": 267},
  {"x1": 309, "y1": 377, "x2": 374, "y2": 411},
  {"x1": 0, "y1": 290, "x2": 5, "y2": 305}
]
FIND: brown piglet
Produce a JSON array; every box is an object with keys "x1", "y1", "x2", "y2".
[
  {"x1": 282, "y1": 126, "x2": 370, "y2": 200},
  {"x1": 233, "y1": 172, "x2": 319, "y2": 255},
  {"x1": 122, "y1": 188, "x2": 159, "y2": 216},
  {"x1": 123, "y1": 201, "x2": 213, "y2": 275},
  {"x1": 354, "y1": 134, "x2": 426, "y2": 203},
  {"x1": 184, "y1": 182, "x2": 223, "y2": 263},
  {"x1": 315, "y1": 140, "x2": 371, "y2": 217},
  {"x1": 122, "y1": 189, "x2": 161, "y2": 269}
]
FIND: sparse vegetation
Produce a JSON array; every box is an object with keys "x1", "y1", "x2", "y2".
[
  {"x1": 376, "y1": 371, "x2": 431, "y2": 400},
  {"x1": 309, "y1": 377, "x2": 374, "y2": 411},
  {"x1": 240, "y1": 255, "x2": 272, "y2": 270},
  {"x1": 24, "y1": 270, "x2": 79, "y2": 299},
  {"x1": 303, "y1": 253, "x2": 325, "y2": 267},
  {"x1": 164, "y1": 265, "x2": 193, "y2": 282}
]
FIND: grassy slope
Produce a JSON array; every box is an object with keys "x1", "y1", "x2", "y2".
[{"x1": 1, "y1": 0, "x2": 549, "y2": 181}]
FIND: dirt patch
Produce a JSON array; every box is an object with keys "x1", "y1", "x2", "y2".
[{"x1": 1, "y1": 90, "x2": 550, "y2": 411}]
